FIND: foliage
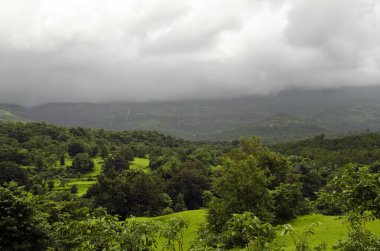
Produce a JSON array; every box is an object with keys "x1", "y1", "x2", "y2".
[
  {"x1": 281, "y1": 222, "x2": 326, "y2": 251},
  {"x1": 272, "y1": 183, "x2": 304, "y2": 223},
  {"x1": 0, "y1": 182, "x2": 49, "y2": 250},
  {"x1": 160, "y1": 217, "x2": 189, "y2": 251},
  {"x1": 86, "y1": 170, "x2": 168, "y2": 217},
  {"x1": 316, "y1": 164, "x2": 380, "y2": 217},
  {"x1": 166, "y1": 160, "x2": 210, "y2": 210},
  {"x1": 67, "y1": 141, "x2": 86, "y2": 157},
  {"x1": 334, "y1": 213, "x2": 380, "y2": 251},
  {"x1": 223, "y1": 212, "x2": 276, "y2": 249},
  {"x1": 0, "y1": 161, "x2": 29, "y2": 187},
  {"x1": 208, "y1": 137, "x2": 303, "y2": 233},
  {"x1": 52, "y1": 208, "x2": 159, "y2": 250},
  {"x1": 70, "y1": 153, "x2": 94, "y2": 174}
]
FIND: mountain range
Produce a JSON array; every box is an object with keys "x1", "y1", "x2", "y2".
[{"x1": 2, "y1": 86, "x2": 380, "y2": 142}]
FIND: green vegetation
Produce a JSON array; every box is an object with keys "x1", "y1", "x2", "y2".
[
  {"x1": 2, "y1": 121, "x2": 380, "y2": 250},
  {"x1": 130, "y1": 157, "x2": 150, "y2": 171},
  {"x1": 54, "y1": 156, "x2": 103, "y2": 196},
  {"x1": 277, "y1": 214, "x2": 380, "y2": 250},
  {"x1": 136, "y1": 209, "x2": 207, "y2": 250},
  {"x1": 5, "y1": 86, "x2": 380, "y2": 142}
]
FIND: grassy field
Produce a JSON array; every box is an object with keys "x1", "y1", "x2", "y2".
[
  {"x1": 276, "y1": 214, "x2": 380, "y2": 250},
  {"x1": 54, "y1": 156, "x2": 103, "y2": 196},
  {"x1": 135, "y1": 209, "x2": 207, "y2": 250},
  {"x1": 55, "y1": 157, "x2": 150, "y2": 196},
  {"x1": 136, "y1": 210, "x2": 380, "y2": 250},
  {"x1": 130, "y1": 157, "x2": 150, "y2": 172}
]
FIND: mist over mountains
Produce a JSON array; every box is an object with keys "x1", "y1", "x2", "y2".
[{"x1": 1, "y1": 86, "x2": 380, "y2": 142}]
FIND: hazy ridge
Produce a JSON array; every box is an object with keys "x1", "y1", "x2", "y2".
[{"x1": 2, "y1": 86, "x2": 380, "y2": 142}]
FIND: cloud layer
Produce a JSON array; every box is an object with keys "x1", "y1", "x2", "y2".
[{"x1": 0, "y1": 0, "x2": 379, "y2": 106}]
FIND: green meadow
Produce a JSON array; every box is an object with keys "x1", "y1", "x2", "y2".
[
  {"x1": 130, "y1": 157, "x2": 150, "y2": 172},
  {"x1": 136, "y1": 210, "x2": 380, "y2": 250},
  {"x1": 135, "y1": 209, "x2": 207, "y2": 250},
  {"x1": 277, "y1": 214, "x2": 380, "y2": 250},
  {"x1": 54, "y1": 157, "x2": 150, "y2": 196}
]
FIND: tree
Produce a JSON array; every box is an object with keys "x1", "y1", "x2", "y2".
[
  {"x1": 207, "y1": 137, "x2": 300, "y2": 232},
  {"x1": 103, "y1": 147, "x2": 134, "y2": 171},
  {"x1": 59, "y1": 154, "x2": 65, "y2": 166},
  {"x1": 272, "y1": 183, "x2": 303, "y2": 223},
  {"x1": 208, "y1": 155, "x2": 273, "y2": 232},
  {"x1": 86, "y1": 170, "x2": 168, "y2": 217},
  {"x1": 119, "y1": 146, "x2": 135, "y2": 161},
  {"x1": 0, "y1": 183, "x2": 49, "y2": 250},
  {"x1": 317, "y1": 164, "x2": 380, "y2": 217},
  {"x1": 70, "y1": 153, "x2": 94, "y2": 174},
  {"x1": 316, "y1": 164, "x2": 380, "y2": 250},
  {"x1": 70, "y1": 184, "x2": 78, "y2": 194},
  {"x1": 166, "y1": 161, "x2": 210, "y2": 210},
  {"x1": 67, "y1": 141, "x2": 85, "y2": 157},
  {"x1": 174, "y1": 193, "x2": 186, "y2": 212},
  {"x1": 0, "y1": 161, "x2": 28, "y2": 187}
]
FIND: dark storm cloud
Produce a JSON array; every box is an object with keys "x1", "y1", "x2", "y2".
[{"x1": 0, "y1": 0, "x2": 379, "y2": 106}]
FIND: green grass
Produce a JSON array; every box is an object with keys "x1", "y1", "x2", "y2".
[
  {"x1": 136, "y1": 211, "x2": 380, "y2": 251},
  {"x1": 276, "y1": 214, "x2": 380, "y2": 250},
  {"x1": 130, "y1": 157, "x2": 150, "y2": 172},
  {"x1": 54, "y1": 156, "x2": 103, "y2": 196},
  {"x1": 135, "y1": 209, "x2": 207, "y2": 250},
  {"x1": 55, "y1": 157, "x2": 150, "y2": 196}
]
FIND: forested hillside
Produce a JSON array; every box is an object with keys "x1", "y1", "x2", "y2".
[
  {"x1": 3, "y1": 86, "x2": 380, "y2": 142},
  {"x1": 2, "y1": 121, "x2": 380, "y2": 250}
]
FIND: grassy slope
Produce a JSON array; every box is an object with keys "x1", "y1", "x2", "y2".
[
  {"x1": 54, "y1": 156, "x2": 103, "y2": 196},
  {"x1": 137, "y1": 211, "x2": 380, "y2": 250},
  {"x1": 277, "y1": 214, "x2": 380, "y2": 250},
  {"x1": 130, "y1": 157, "x2": 150, "y2": 172},
  {"x1": 56, "y1": 157, "x2": 150, "y2": 196},
  {"x1": 135, "y1": 209, "x2": 207, "y2": 250}
]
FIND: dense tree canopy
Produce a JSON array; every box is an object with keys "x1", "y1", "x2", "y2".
[{"x1": 1, "y1": 121, "x2": 380, "y2": 249}]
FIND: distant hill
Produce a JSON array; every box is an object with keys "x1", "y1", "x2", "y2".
[
  {"x1": 3, "y1": 86, "x2": 380, "y2": 142},
  {"x1": 0, "y1": 104, "x2": 25, "y2": 122}
]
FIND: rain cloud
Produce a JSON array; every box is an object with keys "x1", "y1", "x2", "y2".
[{"x1": 0, "y1": 0, "x2": 380, "y2": 105}]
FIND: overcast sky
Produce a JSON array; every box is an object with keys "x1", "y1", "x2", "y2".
[{"x1": 0, "y1": 0, "x2": 380, "y2": 106}]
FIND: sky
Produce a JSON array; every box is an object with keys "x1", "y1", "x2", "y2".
[{"x1": 0, "y1": 0, "x2": 380, "y2": 106}]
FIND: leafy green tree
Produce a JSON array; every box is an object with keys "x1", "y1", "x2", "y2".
[
  {"x1": 119, "y1": 146, "x2": 135, "y2": 161},
  {"x1": 47, "y1": 180, "x2": 54, "y2": 191},
  {"x1": 208, "y1": 152, "x2": 273, "y2": 232},
  {"x1": 174, "y1": 193, "x2": 187, "y2": 212},
  {"x1": 67, "y1": 141, "x2": 85, "y2": 157},
  {"x1": 59, "y1": 154, "x2": 65, "y2": 165},
  {"x1": 272, "y1": 183, "x2": 303, "y2": 223},
  {"x1": 70, "y1": 184, "x2": 78, "y2": 194},
  {"x1": 86, "y1": 170, "x2": 167, "y2": 217},
  {"x1": 103, "y1": 147, "x2": 134, "y2": 171},
  {"x1": 70, "y1": 153, "x2": 94, "y2": 174},
  {"x1": 0, "y1": 183, "x2": 49, "y2": 250},
  {"x1": 0, "y1": 161, "x2": 28, "y2": 187},
  {"x1": 208, "y1": 137, "x2": 303, "y2": 233},
  {"x1": 166, "y1": 161, "x2": 210, "y2": 210},
  {"x1": 317, "y1": 164, "x2": 380, "y2": 217},
  {"x1": 315, "y1": 164, "x2": 380, "y2": 250}
]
